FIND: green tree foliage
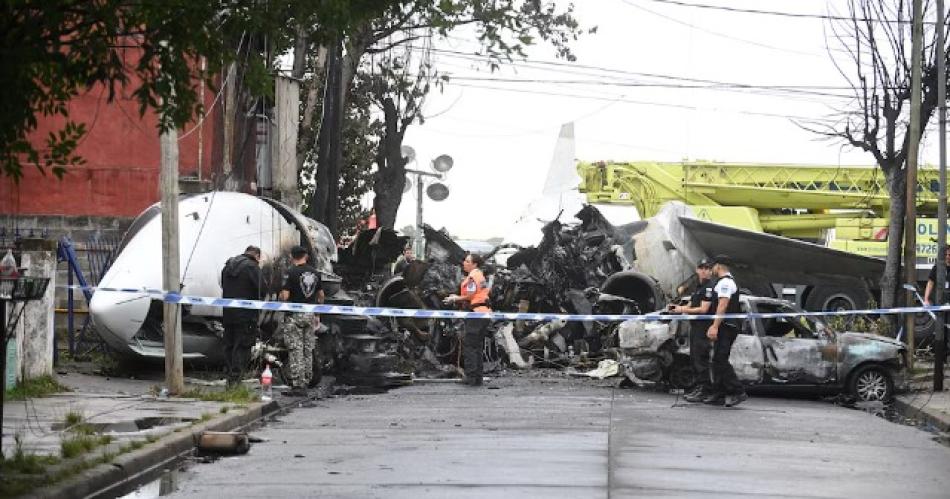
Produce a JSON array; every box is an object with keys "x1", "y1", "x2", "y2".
[{"x1": 0, "y1": 0, "x2": 398, "y2": 182}]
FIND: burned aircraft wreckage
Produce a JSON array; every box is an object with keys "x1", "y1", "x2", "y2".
[{"x1": 91, "y1": 195, "x2": 907, "y2": 400}]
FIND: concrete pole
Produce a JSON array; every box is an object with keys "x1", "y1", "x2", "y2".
[
  {"x1": 905, "y1": 0, "x2": 924, "y2": 369},
  {"x1": 415, "y1": 172, "x2": 424, "y2": 258},
  {"x1": 222, "y1": 62, "x2": 237, "y2": 179},
  {"x1": 160, "y1": 127, "x2": 184, "y2": 394},
  {"x1": 935, "y1": 0, "x2": 947, "y2": 391}
]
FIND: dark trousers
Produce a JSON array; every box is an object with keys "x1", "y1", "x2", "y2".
[
  {"x1": 463, "y1": 318, "x2": 490, "y2": 382},
  {"x1": 689, "y1": 323, "x2": 713, "y2": 392},
  {"x1": 223, "y1": 321, "x2": 256, "y2": 384},
  {"x1": 711, "y1": 324, "x2": 744, "y2": 396}
]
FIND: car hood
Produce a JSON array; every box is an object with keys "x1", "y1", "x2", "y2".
[{"x1": 838, "y1": 332, "x2": 905, "y2": 349}]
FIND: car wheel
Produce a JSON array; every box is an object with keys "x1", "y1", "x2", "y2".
[
  {"x1": 667, "y1": 356, "x2": 695, "y2": 389},
  {"x1": 848, "y1": 364, "x2": 894, "y2": 402}
]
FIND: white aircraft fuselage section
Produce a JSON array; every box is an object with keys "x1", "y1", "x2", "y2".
[{"x1": 90, "y1": 192, "x2": 334, "y2": 360}]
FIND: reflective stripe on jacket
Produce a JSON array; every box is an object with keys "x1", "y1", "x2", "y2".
[{"x1": 460, "y1": 268, "x2": 491, "y2": 312}]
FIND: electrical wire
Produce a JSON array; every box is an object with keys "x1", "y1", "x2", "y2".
[
  {"x1": 635, "y1": 0, "x2": 933, "y2": 25},
  {"x1": 430, "y1": 47, "x2": 858, "y2": 94},
  {"x1": 442, "y1": 75, "x2": 856, "y2": 99},
  {"x1": 620, "y1": 0, "x2": 835, "y2": 58},
  {"x1": 444, "y1": 81, "x2": 841, "y2": 124},
  {"x1": 177, "y1": 31, "x2": 248, "y2": 142},
  {"x1": 180, "y1": 190, "x2": 217, "y2": 285}
]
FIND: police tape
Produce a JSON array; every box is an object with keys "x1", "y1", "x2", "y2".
[{"x1": 60, "y1": 285, "x2": 950, "y2": 323}]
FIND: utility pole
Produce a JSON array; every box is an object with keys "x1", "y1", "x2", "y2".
[
  {"x1": 406, "y1": 168, "x2": 443, "y2": 257},
  {"x1": 904, "y1": 0, "x2": 924, "y2": 370},
  {"x1": 160, "y1": 126, "x2": 184, "y2": 394},
  {"x1": 222, "y1": 61, "x2": 236, "y2": 180},
  {"x1": 935, "y1": 0, "x2": 947, "y2": 392}
]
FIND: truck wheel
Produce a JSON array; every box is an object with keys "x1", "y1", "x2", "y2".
[
  {"x1": 848, "y1": 364, "x2": 894, "y2": 402},
  {"x1": 805, "y1": 286, "x2": 870, "y2": 312}
]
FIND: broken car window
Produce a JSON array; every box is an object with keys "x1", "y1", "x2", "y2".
[{"x1": 755, "y1": 302, "x2": 818, "y2": 340}]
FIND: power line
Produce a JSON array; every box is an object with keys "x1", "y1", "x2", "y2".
[
  {"x1": 443, "y1": 75, "x2": 856, "y2": 98},
  {"x1": 446, "y1": 81, "x2": 840, "y2": 124},
  {"x1": 432, "y1": 53, "x2": 851, "y2": 105},
  {"x1": 636, "y1": 0, "x2": 928, "y2": 24},
  {"x1": 429, "y1": 47, "x2": 851, "y2": 93},
  {"x1": 620, "y1": 0, "x2": 829, "y2": 57}
]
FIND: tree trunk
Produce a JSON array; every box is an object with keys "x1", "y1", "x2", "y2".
[
  {"x1": 880, "y1": 164, "x2": 907, "y2": 310},
  {"x1": 373, "y1": 97, "x2": 408, "y2": 229},
  {"x1": 308, "y1": 38, "x2": 342, "y2": 226},
  {"x1": 305, "y1": 36, "x2": 357, "y2": 237},
  {"x1": 324, "y1": 46, "x2": 345, "y2": 237}
]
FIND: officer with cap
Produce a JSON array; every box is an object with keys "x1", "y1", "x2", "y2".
[
  {"x1": 705, "y1": 254, "x2": 748, "y2": 407},
  {"x1": 277, "y1": 245, "x2": 324, "y2": 395},
  {"x1": 670, "y1": 258, "x2": 716, "y2": 402}
]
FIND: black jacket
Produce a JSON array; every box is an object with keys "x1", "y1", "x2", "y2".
[{"x1": 221, "y1": 254, "x2": 262, "y2": 324}]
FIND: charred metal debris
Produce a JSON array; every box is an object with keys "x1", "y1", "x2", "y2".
[{"x1": 314, "y1": 207, "x2": 688, "y2": 390}]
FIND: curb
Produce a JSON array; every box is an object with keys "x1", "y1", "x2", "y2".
[
  {"x1": 893, "y1": 394, "x2": 950, "y2": 433},
  {"x1": 22, "y1": 399, "x2": 280, "y2": 499}
]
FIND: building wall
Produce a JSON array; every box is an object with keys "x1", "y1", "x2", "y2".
[{"x1": 0, "y1": 73, "x2": 224, "y2": 219}]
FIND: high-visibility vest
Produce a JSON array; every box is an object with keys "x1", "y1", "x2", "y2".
[{"x1": 460, "y1": 268, "x2": 491, "y2": 312}]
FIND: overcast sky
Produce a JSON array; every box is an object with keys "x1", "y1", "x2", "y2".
[{"x1": 387, "y1": 0, "x2": 943, "y2": 240}]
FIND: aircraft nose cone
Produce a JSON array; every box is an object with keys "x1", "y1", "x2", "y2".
[{"x1": 89, "y1": 290, "x2": 151, "y2": 350}]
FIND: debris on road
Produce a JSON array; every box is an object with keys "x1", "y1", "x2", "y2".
[{"x1": 195, "y1": 431, "x2": 251, "y2": 455}]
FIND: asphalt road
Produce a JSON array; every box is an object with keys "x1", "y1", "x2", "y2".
[{"x1": 168, "y1": 375, "x2": 950, "y2": 498}]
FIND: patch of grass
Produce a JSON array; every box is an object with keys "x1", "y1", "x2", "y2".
[
  {"x1": 61, "y1": 411, "x2": 100, "y2": 436},
  {"x1": 90, "y1": 352, "x2": 120, "y2": 375},
  {"x1": 6, "y1": 375, "x2": 69, "y2": 401},
  {"x1": 64, "y1": 410, "x2": 83, "y2": 427},
  {"x1": 0, "y1": 434, "x2": 61, "y2": 496},
  {"x1": 1, "y1": 431, "x2": 145, "y2": 496},
  {"x1": 60, "y1": 434, "x2": 112, "y2": 459},
  {"x1": 145, "y1": 433, "x2": 159, "y2": 443},
  {"x1": 220, "y1": 405, "x2": 230, "y2": 414},
  {"x1": 179, "y1": 384, "x2": 258, "y2": 404},
  {"x1": 0, "y1": 434, "x2": 61, "y2": 474},
  {"x1": 118, "y1": 439, "x2": 146, "y2": 454},
  {"x1": 199, "y1": 412, "x2": 214, "y2": 422}
]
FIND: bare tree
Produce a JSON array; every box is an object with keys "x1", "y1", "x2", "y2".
[
  {"x1": 302, "y1": 1, "x2": 587, "y2": 233},
  {"x1": 813, "y1": 0, "x2": 947, "y2": 308}
]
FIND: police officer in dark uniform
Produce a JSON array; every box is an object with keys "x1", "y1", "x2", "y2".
[
  {"x1": 278, "y1": 246, "x2": 324, "y2": 394},
  {"x1": 220, "y1": 245, "x2": 262, "y2": 386},
  {"x1": 704, "y1": 254, "x2": 748, "y2": 407},
  {"x1": 671, "y1": 258, "x2": 716, "y2": 402},
  {"x1": 924, "y1": 246, "x2": 950, "y2": 307}
]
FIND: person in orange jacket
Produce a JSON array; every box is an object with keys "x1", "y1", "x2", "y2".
[{"x1": 444, "y1": 253, "x2": 492, "y2": 386}]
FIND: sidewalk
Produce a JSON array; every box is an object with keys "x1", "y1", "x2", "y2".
[
  {"x1": 1, "y1": 370, "x2": 312, "y2": 498},
  {"x1": 894, "y1": 364, "x2": 950, "y2": 433}
]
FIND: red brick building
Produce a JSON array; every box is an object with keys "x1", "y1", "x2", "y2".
[{"x1": 1, "y1": 81, "x2": 222, "y2": 222}]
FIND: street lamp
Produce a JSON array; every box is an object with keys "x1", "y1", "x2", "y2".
[{"x1": 402, "y1": 147, "x2": 453, "y2": 258}]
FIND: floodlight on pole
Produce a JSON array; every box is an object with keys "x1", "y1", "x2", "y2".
[{"x1": 403, "y1": 151, "x2": 454, "y2": 258}]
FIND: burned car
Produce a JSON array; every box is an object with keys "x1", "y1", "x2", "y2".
[{"x1": 731, "y1": 296, "x2": 908, "y2": 402}]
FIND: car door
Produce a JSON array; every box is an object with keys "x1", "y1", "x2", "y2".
[
  {"x1": 754, "y1": 301, "x2": 836, "y2": 385},
  {"x1": 729, "y1": 300, "x2": 765, "y2": 383}
]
